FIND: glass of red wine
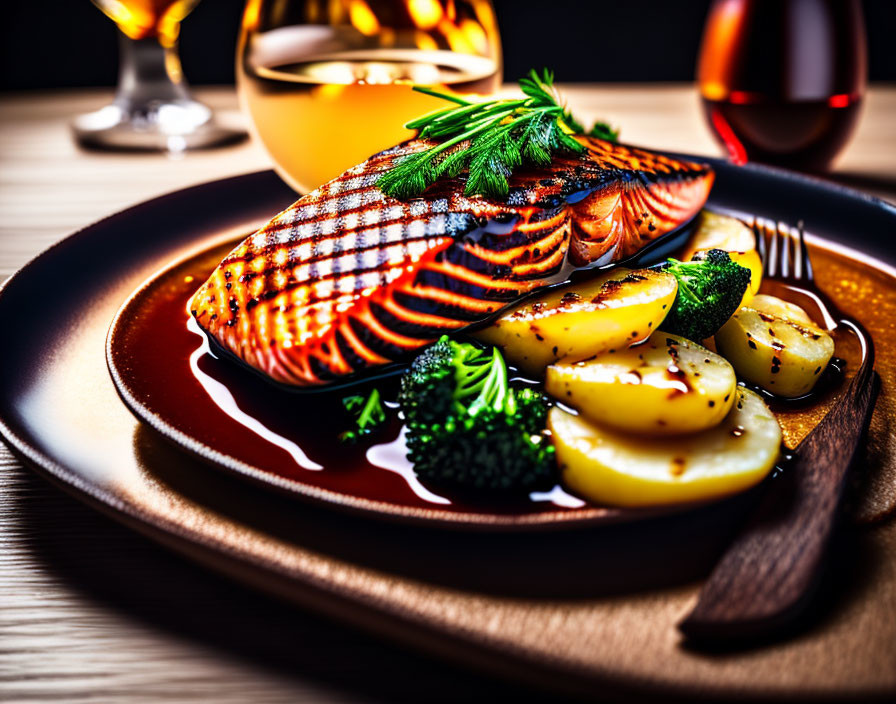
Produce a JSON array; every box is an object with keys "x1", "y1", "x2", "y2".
[{"x1": 698, "y1": 0, "x2": 866, "y2": 172}]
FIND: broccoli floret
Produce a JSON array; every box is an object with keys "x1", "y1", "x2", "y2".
[
  {"x1": 658, "y1": 249, "x2": 751, "y2": 342},
  {"x1": 398, "y1": 336, "x2": 556, "y2": 492},
  {"x1": 339, "y1": 388, "x2": 386, "y2": 443}
]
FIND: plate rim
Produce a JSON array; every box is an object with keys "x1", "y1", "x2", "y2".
[{"x1": 0, "y1": 170, "x2": 289, "y2": 516}]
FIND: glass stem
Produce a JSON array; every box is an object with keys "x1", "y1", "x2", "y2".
[{"x1": 114, "y1": 32, "x2": 191, "y2": 114}]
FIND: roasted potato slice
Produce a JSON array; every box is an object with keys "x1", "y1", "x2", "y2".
[
  {"x1": 549, "y1": 388, "x2": 782, "y2": 507},
  {"x1": 685, "y1": 211, "x2": 757, "y2": 256},
  {"x1": 714, "y1": 294, "x2": 835, "y2": 398},
  {"x1": 473, "y1": 268, "x2": 677, "y2": 376},
  {"x1": 546, "y1": 332, "x2": 737, "y2": 435}
]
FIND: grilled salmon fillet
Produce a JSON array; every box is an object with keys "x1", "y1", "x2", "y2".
[{"x1": 190, "y1": 136, "x2": 714, "y2": 386}]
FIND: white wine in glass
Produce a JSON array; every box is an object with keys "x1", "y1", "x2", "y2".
[{"x1": 237, "y1": 0, "x2": 502, "y2": 193}]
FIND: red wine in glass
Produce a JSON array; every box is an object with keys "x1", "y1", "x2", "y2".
[{"x1": 698, "y1": 0, "x2": 866, "y2": 172}]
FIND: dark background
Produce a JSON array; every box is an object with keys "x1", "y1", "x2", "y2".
[{"x1": 1, "y1": 0, "x2": 895, "y2": 91}]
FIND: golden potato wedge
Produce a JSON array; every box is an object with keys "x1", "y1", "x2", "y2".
[
  {"x1": 546, "y1": 332, "x2": 737, "y2": 435},
  {"x1": 714, "y1": 294, "x2": 835, "y2": 398},
  {"x1": 684, "y1": 210, "x2": 757, "y2": 256},
  {"x1": 473, "y1": 268, "x2": 678, "y2": 376},
  {"x1": 683, "y1": 210, "x2": 762, "y2": 307},
  {"x1": 549, "y1": 388, "x2": 782, "y2": 507}
]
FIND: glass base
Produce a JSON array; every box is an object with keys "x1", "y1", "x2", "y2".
[{"x1": 72, "y1": 99, "x2": 246, "y2": 152}]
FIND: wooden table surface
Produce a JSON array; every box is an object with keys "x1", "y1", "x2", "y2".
[{"x1": 1, "y1": 85, "x2": 894, "y2": 703}]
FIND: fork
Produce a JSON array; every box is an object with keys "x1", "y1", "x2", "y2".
[{"x1": 678, "y1": 218, "x2": 879, "y2": 643}]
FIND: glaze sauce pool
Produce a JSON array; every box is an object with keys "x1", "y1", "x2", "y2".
[{"x1": 116, "y1": 242, "x2": 584, "y2": 515}]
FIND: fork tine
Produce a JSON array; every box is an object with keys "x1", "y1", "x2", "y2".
[
  {"x1": 778, "y1": 221, "x2": 792, "y2": 279},
  {"x1": 797, "y1": 220, "x2": 813, "y2": 282},
  {"x1": 766, "y1": 219, "x2": 779, "y2": 279},
  {"x1": 792, "y1": 222, "x2": 803, "y2": 280},
  {"x1": 753, "y1": 216, "x2": 768, "y2": 269}
]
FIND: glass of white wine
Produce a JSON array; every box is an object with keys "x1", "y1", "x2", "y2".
[
  {"x1": 74, "y1": 0, "x2": 244, "y2": 151},
  {"x1": 237, "y1": 0, "x2": 502, "y2": 193}
]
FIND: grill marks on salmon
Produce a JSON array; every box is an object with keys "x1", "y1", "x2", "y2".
[{"x1": 190, "y1": 136, "x2": 714, "y2": 386}]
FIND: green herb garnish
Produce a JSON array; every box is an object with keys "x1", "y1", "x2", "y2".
[
  {"x1": 377, "y1": 69, "x2": 618, "y2": 201},
  {"x1": 339, "y1": 388, "x2": 387, "y2": 443}
]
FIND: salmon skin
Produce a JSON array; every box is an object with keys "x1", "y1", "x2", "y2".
[{"x1": 190, "y1": 137, "x2": 714, "y2": 387}]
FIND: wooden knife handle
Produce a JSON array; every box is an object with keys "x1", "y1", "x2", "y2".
[{"x1": 679, "y1": 368, "x2": 879, "y2": 642}]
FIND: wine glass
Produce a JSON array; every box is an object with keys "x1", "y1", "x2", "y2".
[
  {"x1": 697, "y1": 0, "x2": 866, "y2": 172},
  {"x1": 73, "y1": 0, "x2": 245, "y2": 152},
  {"x1": 236, "y1": 0, "x2": 502, "y2": 193}
]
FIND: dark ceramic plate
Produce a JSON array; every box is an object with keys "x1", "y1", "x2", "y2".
[
  {"x1": 2, "y1": 165, "x2": 896, "y2": 700},
  {"x1": 101, "y1": 161, "x2": 896, "y2": 530}
]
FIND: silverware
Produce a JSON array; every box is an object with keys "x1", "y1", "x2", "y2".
[{"x1": 679, "y1": 218, "x2": 878, "y2": 643}]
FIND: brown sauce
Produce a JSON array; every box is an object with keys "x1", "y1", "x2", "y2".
[{"x1": 115, "y1": 236, "x2": 891, "y2": 514}]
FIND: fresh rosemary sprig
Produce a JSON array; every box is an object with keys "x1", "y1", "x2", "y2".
[{"x1": 376, "y1": 69, "x2": 618, "y2": 201}]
